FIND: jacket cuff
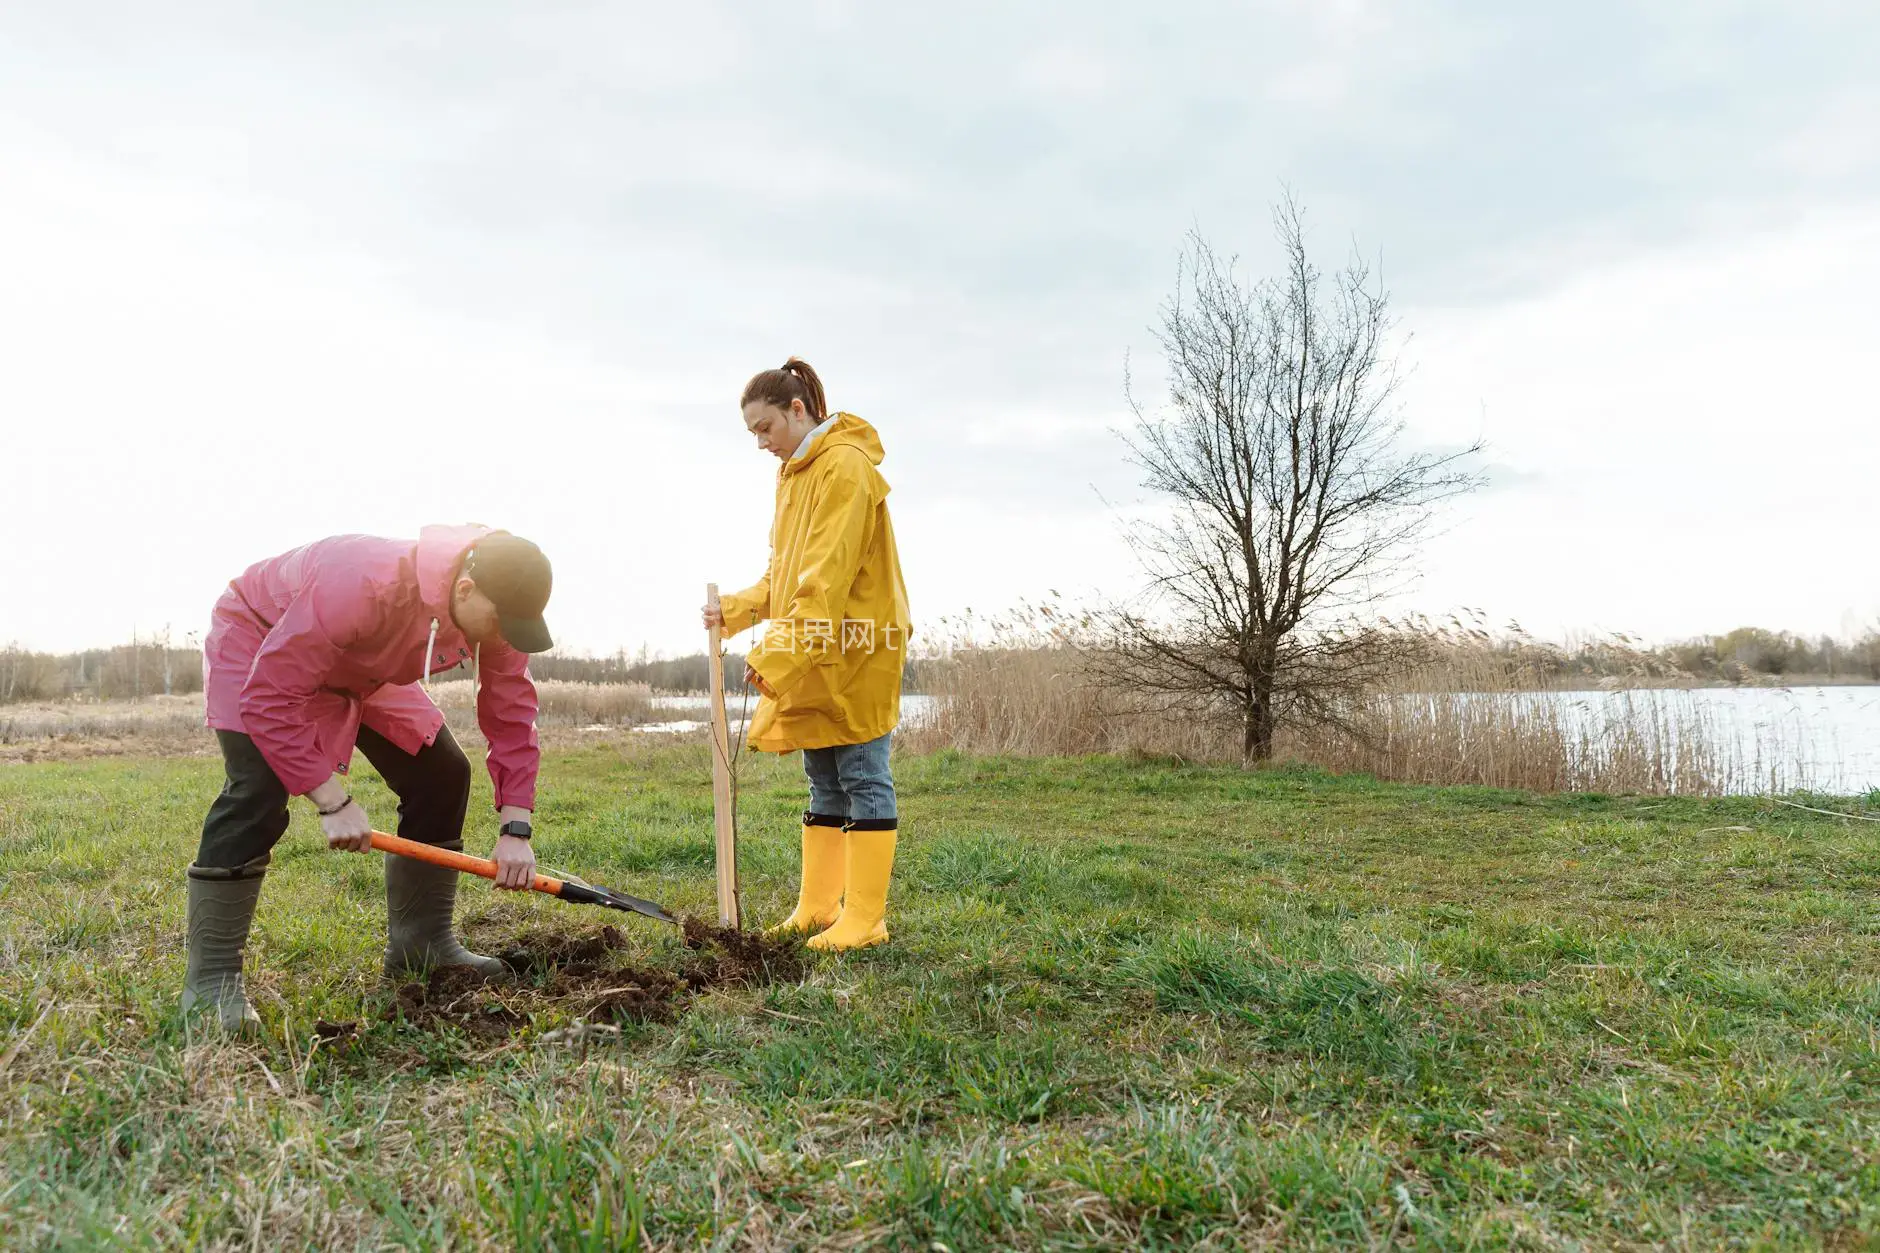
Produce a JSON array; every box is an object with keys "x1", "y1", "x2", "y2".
[
  {"x1": 748, "y1": 641, "x2": 818, "y2": 698},
  {"x1": 493, "y1": 779, "x2": 538, "y2": 811},
  {"x1": 717, "y1": 589, "x2": 765, "y2": 637}
]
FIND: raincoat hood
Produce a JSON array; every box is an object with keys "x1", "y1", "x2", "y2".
[
  {"x1": 784, "y1": 414, "x2": 885, "y2": 476},
  {"x1": 413, "y1": 523, "x2": 488, "y2": 622}
]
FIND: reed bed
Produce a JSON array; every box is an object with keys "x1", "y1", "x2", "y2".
[
  {"x1": 1279, "y1": 687, "x2": 1744, "y2": 795},
  {"x1": 0, "y1": 681, "x2": 658, "y2": 761},
  {"x1": 906, "y1": 644, "x2": 1820, "y2": 796},
  {"x1": 427, "y1": 679, "x2": 655, "y2": 727},
  {"x1": 900, "y1": 646, "x2": 1237, "y2": 761},
  {"x1": 0, "y1": 695, "x2": 207, "y2": 750}
]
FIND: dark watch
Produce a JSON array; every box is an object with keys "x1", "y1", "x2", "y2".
[{"x1": 499, "y1": 820, "x2": 533, "y2": 841}]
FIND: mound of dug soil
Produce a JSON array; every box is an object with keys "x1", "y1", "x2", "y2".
[
  {"x1": 681, "y1": 917, "x2": 811, "y2": 986},
  {"x1": 384, "y1": 920, "x2": 809, "y2": 1038}
]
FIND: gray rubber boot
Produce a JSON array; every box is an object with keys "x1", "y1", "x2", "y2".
[
  {"x1": 383, "y1": 844, "x2": 510, "y2": 980},
  {"x1": 181, "y1": 860, "x2": 267, "y2": 1032}
]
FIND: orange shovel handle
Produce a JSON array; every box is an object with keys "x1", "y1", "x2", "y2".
[{"x1": 368, "y1": 830, "x2": 566, "y2": 897}]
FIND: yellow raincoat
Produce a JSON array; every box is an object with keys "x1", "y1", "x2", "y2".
[{"x1": 719, "y1": 413, "x2": 912, "y2": 753}]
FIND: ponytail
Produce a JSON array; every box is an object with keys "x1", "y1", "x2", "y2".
[{"x1": 741, "y1": 357, "x2": 827, "y2": 422}]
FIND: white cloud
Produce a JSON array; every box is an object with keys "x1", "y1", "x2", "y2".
[
  {"x1": 1018, "y1": 45, "x2": 1117, "y2": 103},
  {"x1": 1778, "y1": 84, "x2": 1880, "y2": 180},
  {"x1": 958, "y1": 410, "x2": 1125, "y2": 448},
  {"x1": 1394, "y1": 205, "x2": 1880, "y2": 641}
]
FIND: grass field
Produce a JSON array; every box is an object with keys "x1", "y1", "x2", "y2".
[{"x1": 3, "y1": 742, "x2": 1879, "y2": 1249}]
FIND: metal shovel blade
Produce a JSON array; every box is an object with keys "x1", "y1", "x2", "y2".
[{"x1": 557, "y1": 879, "x2": 680, "y2": 926}]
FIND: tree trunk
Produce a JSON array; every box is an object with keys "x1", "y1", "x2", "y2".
[{"x1": 1242, "y1": 686, "x2": 1276, "y2": 765}]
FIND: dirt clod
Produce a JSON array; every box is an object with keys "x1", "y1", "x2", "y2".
[{"x1": 312, "y1": 1019, "x2": 359, "y2": 1042}]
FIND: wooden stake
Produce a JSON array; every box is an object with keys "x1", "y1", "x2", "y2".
[{"x1": 705, "y1": 583, "x2": 741, "y2": 928}]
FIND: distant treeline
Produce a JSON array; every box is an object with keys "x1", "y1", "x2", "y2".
[
  {"x1": 1312, "y1": 625, "x2": 1880, "y2": 688},
  {"x1": 0, "y1": 641, "x2": 203, "y2": 703},
  {"x1": 534, "y1": 627, "x2": 1880, "y2": 692},
  {"x1": 1537, "y1": 627, "x2": 1880, "y2": 685},
  {"x1": 3, "y1": 623, "x2": 1874, "y2": 706},
  {"x1": 0, "y1": 642, "x2": 759, "y2": 704},
  {"x1": 0, "y1": 640, "x2": 773, "y2": 705},
  {"x1": 528, "y1": 650, "x2": 751, "y2": 693},
  {"x1": 1654, "y1": 627, "x2": 1880, "y2": 683},
  {"x1": 536, "y1": 650, "x2": 941, "y2": 695}
]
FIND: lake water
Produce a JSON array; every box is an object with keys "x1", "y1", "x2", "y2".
[
  {"x1": 1530, "y1": 684, "x2": 1880, "y2": 796},
  {"x1": 638, "y1": 693, "x2": 937, "y2": 736}
]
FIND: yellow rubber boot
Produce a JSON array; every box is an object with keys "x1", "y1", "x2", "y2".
[
  {"x1": 768, "y1": 816, "x2": 847, "y2": 935},
  {"x1": 809, "y1": 823, "x2": 896, "y2": 952}
]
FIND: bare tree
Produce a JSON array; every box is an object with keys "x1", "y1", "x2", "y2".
[{"x1": 1111, "y1": 196, "x2": 1480, "y2": 763}]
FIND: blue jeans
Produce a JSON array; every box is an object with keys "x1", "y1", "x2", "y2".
[{"x1": 802, "y1": 732, "x2": 897, "y2": 825}]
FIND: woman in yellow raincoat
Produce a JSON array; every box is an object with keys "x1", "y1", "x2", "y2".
[{"x1": 703, "y1": 358, "x2": 911, "y2": 951}]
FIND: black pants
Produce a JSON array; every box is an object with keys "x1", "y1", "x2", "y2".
[{"x1": 195, "y1": 724, "x2": 472, "y2": 872}]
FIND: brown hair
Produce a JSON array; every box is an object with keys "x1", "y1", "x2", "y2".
[{"x1": 740, "y1": 357, "x2": 827, "y2": 423}]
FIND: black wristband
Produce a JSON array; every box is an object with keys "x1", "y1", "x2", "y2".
[{"x1": 316, "y1": 794, "x2": 354, "y2": 818}]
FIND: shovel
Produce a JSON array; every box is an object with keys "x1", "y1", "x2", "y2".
[{"x1": 369, "y1": 831, "x2": 679, "y2": 926}]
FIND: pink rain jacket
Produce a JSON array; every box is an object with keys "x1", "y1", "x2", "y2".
[{"x1": 203, "y1": 524, "x2": 540, "y2": 808}]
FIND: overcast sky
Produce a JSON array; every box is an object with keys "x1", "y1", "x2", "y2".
[{"x1": 3, "y1": 2, "x2": 1875, "y2": 657}]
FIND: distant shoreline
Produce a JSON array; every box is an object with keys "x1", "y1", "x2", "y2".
[{"x1": 1504, "y1": 673, "x2": 1880, "y2": 692}]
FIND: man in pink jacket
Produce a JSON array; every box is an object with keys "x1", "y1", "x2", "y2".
[{"x1": 185, "y1": 523, "x2": 553, "y2": 1030}]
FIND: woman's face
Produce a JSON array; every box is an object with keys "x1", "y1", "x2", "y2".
[{"x1": 743, "y1": 399, "x2": 816, "y2": 461}]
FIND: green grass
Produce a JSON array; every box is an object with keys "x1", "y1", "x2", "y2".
[{"x1": 3, "y1": 742, "x2": 1879, "y2": 1249}]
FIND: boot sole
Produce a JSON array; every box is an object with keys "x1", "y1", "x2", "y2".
[
  {"x1": 807, "y1": 928, "x2": 889, "y2": 952},
  {"x1": 765, "y1": 917, "x2": 841, "y2": 937}
]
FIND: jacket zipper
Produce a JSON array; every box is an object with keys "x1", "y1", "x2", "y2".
[{"x1": 421, "y1": 617, "x2": 438, "y2": 693}]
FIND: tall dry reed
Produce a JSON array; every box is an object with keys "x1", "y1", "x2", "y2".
[
  {"x1": 2, "y1": 680, "x2": 657, "y2": 755},
  {"x1": 907, "y1": 633, "x2": 1813, "y2": 795},
  {"x1": 0, "y1": 695, "x2": 207, "y2": 747},
  {"x1": 1276, "y1": 687, "x2": 1751, "y2": 795},
  {"x1": 427, "y1": 679, "x2": 654, "y2": 727},
  {"x1": 901, "y1": 646, "x2": 1238, "y2": 762}
]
